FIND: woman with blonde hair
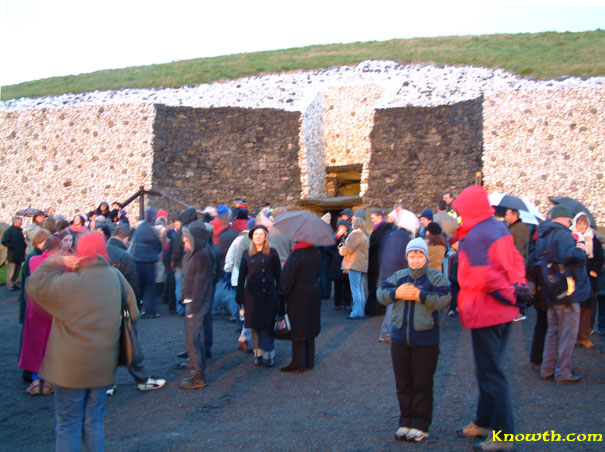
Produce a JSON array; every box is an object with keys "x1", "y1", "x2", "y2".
[
  {"x1": 236, "y1": 225, "x2": 282, "y2": 367},
  {"x1": 571, "y1": 212, "x2": 603, "y2": 348},
  {"x1": 339, "y1": 217, "x2": 369, "y2": 319}
]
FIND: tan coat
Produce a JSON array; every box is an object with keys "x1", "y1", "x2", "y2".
[
  {"x1": 428, "y1": 244, "x2": 446, "y2": 272},
  {"x1": 26, "y1": 257, "x2": 138, "y2": 389},
  {"x1": 339, "y1": 229, "x2": 369, "y2": 273}
]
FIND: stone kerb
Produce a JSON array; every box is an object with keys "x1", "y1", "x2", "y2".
[
  {"x1": 482, "y1": 88, "x2": 605, "y2": 226},
  {"x1": 0, "y1": 103, "x2": 155, "y2": 222}
]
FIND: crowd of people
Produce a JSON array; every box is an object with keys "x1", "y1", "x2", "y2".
[{"x1": 2, "y1": 188, "x2": 603, "y2": 452}]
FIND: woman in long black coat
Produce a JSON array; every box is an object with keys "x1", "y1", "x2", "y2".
[
  {"x1": 236, "y1": 225, "x2": 281, "y2": 367},
  {"x1": 279, "y1": 242, "x2": 321, "y2": 373}
]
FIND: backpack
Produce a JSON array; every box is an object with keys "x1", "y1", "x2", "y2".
[{"x1": 534, "y1": 233, "x2": 575, "y2": 304}]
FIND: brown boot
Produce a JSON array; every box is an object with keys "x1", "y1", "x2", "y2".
[
  {"x1": 457, "y1": 422, "x2": 491, "y2": 438},
  {"x1": 179, "y1": 374, "x2": 207, "y2": 390}
]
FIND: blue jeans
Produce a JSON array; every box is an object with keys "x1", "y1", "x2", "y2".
[
  {"x1": 251, "y1": 328, "x2": 275, "y2": 359},
  {"x1": 471, "y1": 323, "x2": 514, "y2": 435},
  {"x1": 175, "y1": 267, "x2": 184, "y2": 315},
  {"x1": 349, "y1": 270, "x2": 366, "y2": 318},
  {"x1": 54, "y1": 386, "x2": 107, "y2": 452},
  {"x1": 213, "y1": 283, "x2": 238, "y2": 317}
]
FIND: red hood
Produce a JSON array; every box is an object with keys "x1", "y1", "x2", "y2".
[{"x1": 452, "y1": 185, "x2": 495, "y2": 239}]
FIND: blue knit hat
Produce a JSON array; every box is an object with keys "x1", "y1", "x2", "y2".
[
  {"x1": 420, "y1": 209, "x2": 433, "y2": 221},
  {"x1": 406, "y1": 237, "x2": 429, "y2": 259},
  {"x1": 246, "y1": 218, "x2": 256, "y2": 230},
  {"x1": 216, "y1": 204, "x2": 229, "y2": 217}
]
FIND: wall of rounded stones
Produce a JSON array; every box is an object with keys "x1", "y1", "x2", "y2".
[
  {"x1": 0, "y1": 103, "x2": 155, "y2": 222},
  {"x1": 150, "y1": 105, "x2": 302, "y2": 213},
  {"x1": 363, "y1": 97, "x2": 484, "y2": 214},
  {"x1": 300, "y1": 92, "x2": 326, "y2": 198},
  {"x1": 483, "y1": 88, "x2": 605, "y2": 225}
]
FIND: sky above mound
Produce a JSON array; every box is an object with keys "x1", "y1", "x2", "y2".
[{"x1": 3, "y1": 0, "x2": 604, "y2": 86}]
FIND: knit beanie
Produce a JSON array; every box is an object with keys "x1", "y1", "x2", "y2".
[
  {"x1": 336, "y1": 219, "x2": 349, "y2": 229},
  {"x1": 246, "y1": 218, "x2": 256, "y2": 231},
  {"x1": 427, "y1": 222, "x2": 442, "y2": 236},
  {"x1": 216, "y1": 204, "x2": 229, "y2": 217},
  {"x1": 549, "y1": 204, "x2": 573, "y2": 219},
  {"x1": 420, "y1": 209, "x2": 433, "y2": 221},
  {"x1": 405, "y1": 237, "x2": 429, "y2": 259}
]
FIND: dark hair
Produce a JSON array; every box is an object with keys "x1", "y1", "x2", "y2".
[
  {"x1": 443, "y1": 190, "x2": 454, "y2": 197},
  {"x1": 113, "y1": 224, "x2": 130, "y2": 239},
  {"x1": 437, "y1": 200, "x2": 448, "y2": 211},
  {"x1": 42, "y1": 235, "x2": 61, "y2": 252},
  {"x1": 508, "y1": 209, "x2": 519, "y2": 217},
  {"x1": 55, "y1": 219, "x2": 69, "y2": 232},
  {"x1": 427, "y1": 232, "x2": 446, "y2": 247}
]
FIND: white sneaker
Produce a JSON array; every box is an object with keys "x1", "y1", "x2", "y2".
[
  {"x1": 137, "y1": 377, "x2": 166, "y2": 391},
  {"x1": 395, "y1": 427, "x2": 410, "y2": 440},
  {"x1": 106, "y1": 384, "x2": 117, "y2": 396},
  {"x1": 406, "y1": 428, "x2": 429, "y2": 442}
]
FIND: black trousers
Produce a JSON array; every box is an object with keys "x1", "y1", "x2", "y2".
[
  {"x1": 390, "y1": 342, "x2": 439, "y2": 432},
  {"x1": 530, "y1": 306, "x2": 548, "y2": 365},
  {"x1": 366, "y1": 272, "x2": 381, "y2": 316},
  {"x1": 333, "y1": 277, "x2": 351, "y2": 308},
  {"x1": 291, "y1": 338, "x2": 315, "y2": 370}
]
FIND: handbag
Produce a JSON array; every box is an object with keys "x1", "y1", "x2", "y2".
[
  {"x1": 274, "y1": 312, "x2": 291, "y2": 340},
  {"x1": 115, "y1": 269, "x2": 139, "y2": 366}
]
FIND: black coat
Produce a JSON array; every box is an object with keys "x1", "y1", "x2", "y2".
[
  {"x1": 236, "y1": 248, "x2": 281, "y2": 330},
  {"x1": 107, "y1": 238, "x2": 140, "y2": 301},
  {"x1": 368, "y1": 221, "x2": 395, "y2": 275},
  {"x1": 280, "y1": 247, "x2": 321, "y2": 341},
  {"x1": 183, "y1": 222, "x2": 215, "y2": 312},
  {"x1": 1, "y1": 225, "x2": 26, "y2": 264},
  {"x1": 378, "y1": 228, "x2": 411, "y2": 282}
]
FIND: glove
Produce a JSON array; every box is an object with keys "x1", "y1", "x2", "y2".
[
  {"x1": 513, "y1": 282, "x2": 533, "y2": 305},
  {"x1": 224, "y1": 272, "x2": 232, "y2": 282},
  {"x1": 225, "y1": 280, "x2": 233, "y2": 290}
]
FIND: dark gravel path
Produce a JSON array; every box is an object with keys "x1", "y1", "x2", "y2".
[{"x1": 1, "y1": 286, "x2": 603, "y2": 452}]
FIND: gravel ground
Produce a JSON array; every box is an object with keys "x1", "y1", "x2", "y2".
[{"x1": 1, "y1": 285, "x2": 603, "y2": 452}]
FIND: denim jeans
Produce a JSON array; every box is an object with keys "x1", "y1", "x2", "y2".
[
  {"x1": 212, "y1": 283, "x2": 237, "y2": 317},
  {"x1": 348, "y1": 270, "x2": 366, "y2": 318},
  {"x1": 137, "y1": 262, "x2": 157, "y2": 316},
  {"x1": 174, "y1": 267, "x2": 184, "y2": 315},
  {"x1": 379, "y1": 304, "x2": 393, "y2": 340},
  {"x1": 251, "y1": 328, "x2": 275, "y2": 359},
  {"x1": 54, "y1": 386, "x2": 107, "y2": 452},
  {"x1": 471, "y1": 323, "x2": 514, "y2": 435}
]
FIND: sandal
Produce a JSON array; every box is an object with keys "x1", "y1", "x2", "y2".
[
  {"x1": 26, "y1": 380, "x2": 42, "y2": 395},
  {"x1": 42, "y1": 382, "x2": 54, "y2": 395}
]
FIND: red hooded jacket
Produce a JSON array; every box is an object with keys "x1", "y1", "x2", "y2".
[{"x1": 453, "y1": 186, "x2": 526, "y2": 328}]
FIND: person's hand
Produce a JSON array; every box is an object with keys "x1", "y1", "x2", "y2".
[
  {"x1": 62, "y1": 255, "x2": 82, "y2": 270},
  {"x1": 395, "y1": 283, "x2": 420, "y2": 301},
  {"x1": 589, "y1": 270, "x2": 598, "y2": 278},
  {"x1": 576, "y1": 242, "x2": 586, "y2": 251}
]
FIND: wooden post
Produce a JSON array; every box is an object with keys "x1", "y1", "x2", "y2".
[{"x1": 139, "y1": 186, "x2": 145, "y2": 221}]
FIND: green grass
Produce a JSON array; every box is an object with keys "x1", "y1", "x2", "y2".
[
  {"x1": 2, "y1": 30, "x2": 604, "y2": 100},
  {"x1": 0, "y1": 266, "x2": 6, "y2": 286}
]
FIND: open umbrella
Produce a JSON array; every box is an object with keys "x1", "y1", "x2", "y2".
[
  {"x1": 489, "y1": 193, "x2": 544, "y2": 226},
  {"x1": 272, "y1": 210, "x2": 336, "y2": 246},
  {"x1": 488, "y1": 193, "x2": 532, "y2": 212},
  {"x1": 549, "y1": 196, "x2": 596, "y2": 228},
  {"x1": 16, "y1": 208, "x2": 47, "y2": 217}
]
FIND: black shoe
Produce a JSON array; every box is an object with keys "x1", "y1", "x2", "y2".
[
  {"x1": 280, "y1": 365, "x2": 304, "y2": 373},
  {"x1": 253, "y1": 356, "x2": 262, "y2": 366},
  {"x1": 264, "y1": 358, "x2": 275, "y2": 368},
  {"x1": 177, "y1": 351, "x2": 188, "y2": 358},
  {"x1": 179, "y1": 374, "x2": 207, "y2": 390}
]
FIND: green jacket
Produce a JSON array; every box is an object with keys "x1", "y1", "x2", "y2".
[{"x1": 26, "y1": 257, "x2": 138, "y2": 388}]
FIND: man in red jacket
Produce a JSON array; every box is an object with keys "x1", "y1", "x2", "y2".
[{"x1": 452, "y1": 186, "x2": 526, "y2": 452}]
